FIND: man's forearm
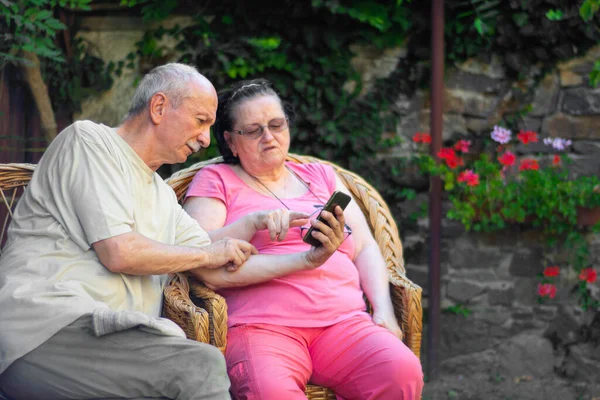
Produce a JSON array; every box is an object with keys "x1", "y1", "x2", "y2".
[{"x1": 93, "y1": 231, "x2": 210, "y2": 275}]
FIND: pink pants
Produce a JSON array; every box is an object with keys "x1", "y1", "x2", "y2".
[{"x1": 225, "y1": 313, "x2": 424, "y2": 400}]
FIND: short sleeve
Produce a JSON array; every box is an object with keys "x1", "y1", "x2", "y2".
[
  {"x1": 173, "y1": 206, "x2": 211, "y2": 247},
  {"x1": 46, "y1": 124, "x2": 134, "y2": 249},
  {"x1": 185, "y1": 165, "x2": 227, "y2": 204}
]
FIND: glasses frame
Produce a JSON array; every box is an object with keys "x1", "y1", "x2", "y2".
[{"x1": 230, "y1": 117, "x2": 289, "y2": 140}]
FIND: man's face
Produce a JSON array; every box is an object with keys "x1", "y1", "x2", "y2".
[{"x1": 157, "y1": 78, "x2": 218, "y2": 165}]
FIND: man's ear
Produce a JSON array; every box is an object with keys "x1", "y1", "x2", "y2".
[{"x1": 149, "y1": 92, "x2": 167, "y2": 124}]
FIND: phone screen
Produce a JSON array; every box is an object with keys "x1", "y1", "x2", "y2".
[{"x1": 302, "y1": 191, "x2": 352, "y2": 247}]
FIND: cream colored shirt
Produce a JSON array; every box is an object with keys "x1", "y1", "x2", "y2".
[{"x1": 0, "y1": 121, "x2": 210, "y2": 374}]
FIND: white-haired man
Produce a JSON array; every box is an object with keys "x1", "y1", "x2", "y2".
[{"x1": 0, "y1": 63, "x2": 256, "y2": 399}]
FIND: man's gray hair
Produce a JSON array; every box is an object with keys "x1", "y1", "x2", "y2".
[{"x1": 124, "y1": 63, "x2": 203, "y2": 120}]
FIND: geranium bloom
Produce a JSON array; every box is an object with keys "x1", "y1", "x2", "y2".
[
  {"x1": 491, "y1": 126, "x2": 511, "y2": 144},
  {"x1": 543, "y1": 266, "x2": 560, "y2": 277},
  {"x1": 537, "y1": 283, "x2": 557, "y2": 299},
  {"x1": 579, "y1": 268, "x2": 597, "y2": 284},
  {"x1": 517, "y1": 130, "x2": 538, "y2": 144},
  {"x1": 413, "y1": 132, "x2": 432, "y2": 144},
  {"x1": 454, "y1": 140, "x2": 471, "y2": 153},
  {"x1": 437, "y1": 147, "x2": 455, "y2": 159},
  {"x1": 457, "y1": 170, "x2": 480, "y2": 186},
  {"x1": 543, "y1": 137, "x2": 572, "y2": 151},
  {"x1": 552, "y1": 155, "x2": 561, "y2": 166},
  {"x1": 498, "y1": 151, "x2": 516, "y2": 167},
  {"x1": 519, "y1": 159, "x2": 539, "y2": 171}
]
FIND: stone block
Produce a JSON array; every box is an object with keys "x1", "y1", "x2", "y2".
[
  {"x1": 448, "y1": 237, "x2": 507, "y2": 270},
  {"x1": 447, "y1": 280, "x2": 486, "y2": 303},
  {"x1": 440, "y1": 348, "x2": 500, "y2": 375},
  {"x1": 559, "y1": 344, "x2": 600, "y2": 382},
  {"x1": 509, "y1": 247, "x2": 544, "y2": 278},
  {"x1": 573, "y1": 140, "x2": 600, "y2": 155},
  {"x1": 561, "y1": 88, "x2": 600, "y2": 116},
  {"x1": 457, "y1": 54, "x2": 506, "y2": 79},
  {"x1": 570, "y1": 154, "x2": 600, "y2": 178},
  {"x1": 405, "y1": 264, "x2": 428, "y2": 291},
  {"x1": 446, "y1": 70, "x2": 508, "y2": 94},
  {"x1": 514, "y1": 278, "x2": 539, "y2": 306},
  {"x1": 495, "y1": 333, "x2": 555, "y2": 378},
  {"x1": 444, "y1": 89, "x2": 500, "y2": 118},
  {"x1": 542, "y1": 112, "x2": 600, "y2": 140},
  {"x1": 530, "y1": 72, "x2": 560, "y2": 117},
  {"x1": 560, "y1": 69, "x2": 584, "y2": 87},
  {"x1": 488, "y1": 282, "x2": 516, "y2": 306}
]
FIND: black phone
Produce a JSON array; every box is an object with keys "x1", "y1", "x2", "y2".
[{"x1": 302, "y1": 190, "x2": 352, "y2": 247}]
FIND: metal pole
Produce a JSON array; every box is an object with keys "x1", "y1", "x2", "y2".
[{"x1": 428, "y1": 0, "x2": 444, "y2": 381}]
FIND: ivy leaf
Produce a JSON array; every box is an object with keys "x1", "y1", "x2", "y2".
[{"x1": 580, "y1": 0, "x2": 600, "y2": 21}]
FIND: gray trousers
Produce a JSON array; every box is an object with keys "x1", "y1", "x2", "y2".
[{"x1": 0, "y1": 315, "x2": 231, "y2": 400}]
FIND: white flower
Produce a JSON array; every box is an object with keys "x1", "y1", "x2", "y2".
[{"x1": 491, "y1": 126, "x2": 511, "y2": 144}]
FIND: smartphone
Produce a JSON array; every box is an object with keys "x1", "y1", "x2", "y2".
[{"x1": 302, "y1": 190, "x2": 352, "y2": 247}]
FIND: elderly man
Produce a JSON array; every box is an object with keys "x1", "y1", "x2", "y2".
[{"x1": 0, "y1": 63, "x2": 256, "y2": 400}]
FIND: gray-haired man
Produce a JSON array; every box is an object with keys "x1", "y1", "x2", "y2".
[{"x1": 0, "y1": 63, "x2": 256, "y2": 399}]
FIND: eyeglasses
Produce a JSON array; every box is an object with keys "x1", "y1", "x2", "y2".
[
  {"x1": 299, "y1": 205, "x2": 353, "y2": 242},
  {"x1": 230, "y1": 117, "x2": 288, "y2": 140}
]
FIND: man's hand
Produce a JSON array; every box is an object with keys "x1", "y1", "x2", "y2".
[
  {"x1": 303, "y1": 205, "x2": 346, "y2": 269},
  {"x1": 200, "y1": 237, "x2": 258, "y2": 271},
  {"x1": 250, "y1": 209, "x2": 310, "y2": 241},
  {"x1": 372, "y1": 309, "x2": 403, "y2": 341}
]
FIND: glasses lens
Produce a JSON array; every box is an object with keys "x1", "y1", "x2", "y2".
[
  {"x1": 268, "y1": 118, "x2": 288, "y2": 132},
  {"x1": 242, "y1": 124, "x2": 263, "y2": 139}
]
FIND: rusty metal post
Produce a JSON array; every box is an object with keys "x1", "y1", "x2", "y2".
[{"x1": 428, "y1": 0, "x2": 444, "y2": 381}]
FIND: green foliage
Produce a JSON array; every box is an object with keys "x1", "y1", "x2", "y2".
[
  {"x1": 0, "y1": 0, "x2": 91, "y2": 66},
  {"x1": 443, "y1": 304, "x2": 473, "y2": 318},
  {"x1": 580, "y1": 0, "x2": 600, "y2": 21}
]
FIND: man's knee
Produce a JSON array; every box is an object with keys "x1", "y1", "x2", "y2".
[{"x1": 173, "y1": 342, "x2": 230, "y2": 399}]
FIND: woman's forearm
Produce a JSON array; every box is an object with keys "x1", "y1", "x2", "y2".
[
  {"x1": 190, "y1": 252, "x2": 310, "y2": 289},
  {"x1": 354, "y1": 240, "x2": 394, "y2": 313},
  {"x1": 206, "y1": 215, "x2": 257, "y2": 242}
]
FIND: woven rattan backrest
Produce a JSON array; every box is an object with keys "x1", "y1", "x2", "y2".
[
  {"x1": 0, "y1": 164, "x2": 36, "y2": 253},
  {"x1": 166, "y1": 154, "x2": 406, "y2": 278}
]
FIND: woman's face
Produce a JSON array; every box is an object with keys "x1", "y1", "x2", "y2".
[{"x1": 226, "y1": 94, "x2": 290, "y2": 174}]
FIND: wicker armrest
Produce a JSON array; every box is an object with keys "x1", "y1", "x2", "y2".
[
  {"x1": 162, "y1": 272, "x2": 210, "y2": 343},
  {"x1": 188, "y1": 278, "x2": 228, "y2": 354},
  {"x1": 389, "y1": 272, "x2": 423, "y2": 359}
]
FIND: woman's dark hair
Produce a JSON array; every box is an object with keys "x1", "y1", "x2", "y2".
[{"x1": 213, "y1": 78, "x2": 292, "y2": 164}]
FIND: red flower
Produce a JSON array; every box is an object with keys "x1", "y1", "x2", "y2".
[
  {"x1": 537, "y1": 283, "x2": 557, "y2": 299},
  {"x1": 517, "y1": 130, "x2": 538, "y2": 144},
  {"x1": 579, "y1": 268, "x2": 597, "y2": 284},
  {"x1": 543, "y1": 266, "x2": 560, "y2": 278},
  {"x1": 553, "y1": 155, "x2": 561, "y2": 166},
  {"x1": 498, "y1": 151, "x2": 516, "y2": 167},
  {"x1": 445, "y1": 156, "x2": 464, "y2": 169},
  {"x1": 457, "y1": 170, "x2": 480, "y2": 186},
  {"x1": 413, "y1": 132, "x2": 431, "y2": 144},
  {"x1": 453, "y1": 140, "x2": 471, "y2": 153},
  {"x1": 519, "y1": 159, "x2": 539, "y2": 171}
]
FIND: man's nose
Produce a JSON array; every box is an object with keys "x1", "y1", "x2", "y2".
[{"x1": 198, "y1": 130, "x2": 211, "y2": 148}]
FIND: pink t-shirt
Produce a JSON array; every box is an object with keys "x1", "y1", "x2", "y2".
[{"x1": 186, "y1": 162, "x2": 366, "y2": 328}]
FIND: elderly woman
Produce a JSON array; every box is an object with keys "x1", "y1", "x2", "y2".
[{"x1": 183, "y1": 79, "x2": 423, "y2": 400}]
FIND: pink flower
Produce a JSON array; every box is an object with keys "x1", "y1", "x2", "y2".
[
  {"x1": 543, "y1": 266, "x2": 560, "y2": 278},
  {"x1": 537, "y1": 283, "x2": 557, "y2": 299},
  {"x1": 453, "y1": 140, "x2": 471, "y2": 153},
  {"x1": 491, "y1": 126, "x2": 511, "y2": 144},
  {"x1": 498, "y1": 151, "x2": 516, "y2": 167},
  {"x1": 579, "y1": 268, "x2": 597, "y2": 284},
  {"x1": 457, "y1": 170, "x2": 480, "y2": 186}
]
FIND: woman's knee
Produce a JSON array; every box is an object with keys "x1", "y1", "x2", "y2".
[{"x1": 384, "y1": 349, "x2": 424, "y2": 398}]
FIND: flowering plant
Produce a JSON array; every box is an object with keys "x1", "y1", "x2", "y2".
[{"x1": 413, "y1": 127, "x2": 600, "y2": 310}]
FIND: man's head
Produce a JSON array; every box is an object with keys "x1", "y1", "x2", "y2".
[{"x1": 123, "y1": 63, "x2": 218, "y2": 168}]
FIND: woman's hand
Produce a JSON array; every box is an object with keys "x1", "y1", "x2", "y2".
[
  {"x1": 304, "y1": 205, "x2": 346, "y2": 268},
  {"x1": 250, "y1": 209, "x2": 310, "y2": 241},
  {"x1": 372, "y1": 309, "x2": 404, "y2": 341}
]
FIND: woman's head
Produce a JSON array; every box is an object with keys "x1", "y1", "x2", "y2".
[{"x1": 214, "y1": 79, "x2": 291, "y2": 167}]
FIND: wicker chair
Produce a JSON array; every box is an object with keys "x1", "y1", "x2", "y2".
[{"x1": 0, "y1": 157, "x2": 423, "y2": 400}]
